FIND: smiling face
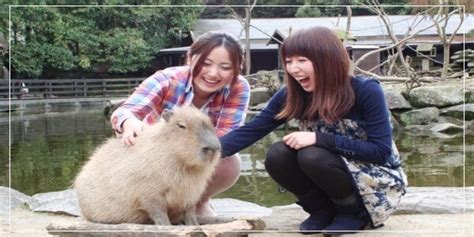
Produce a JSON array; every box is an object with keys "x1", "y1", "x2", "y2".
[
  {"x1": 191, "y1": 46, "x2": 234, "y2": 98},
  {"x1": 285, "y1": 56, "x2": 316, "y2": 92}
]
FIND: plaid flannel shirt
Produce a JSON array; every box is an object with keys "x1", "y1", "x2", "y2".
[{"x1": 111, "y1": 65, "x2": 250, "y2": 137}]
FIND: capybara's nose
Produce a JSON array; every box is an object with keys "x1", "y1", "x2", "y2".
[
  {"x1": 202, "y1": 142, "x2": 221, "y2": 154},
  {"x1": 202, "y1": 147, "x2": 216, "y2": 154},
  {"x1": 200, "y1": 130, "x2": 221, "y2": 154}
]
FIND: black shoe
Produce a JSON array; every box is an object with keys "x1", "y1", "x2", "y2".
[
  {"x1": 299, "y1": 209, "x2": 335, "y2": 234},
  {"x1": 296, "y1": 190, "x2": 336, "y2": 234},
  {"x1": 323, "y1": 195, "x2": 370, "y2": 235},
  {"x1": 323, "y1": 213, "x2": 369, "y2": 235}
]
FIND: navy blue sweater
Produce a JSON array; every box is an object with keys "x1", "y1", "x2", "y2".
[{"x1": 220, "y1": 76, "x2": 396, "y2": 167}]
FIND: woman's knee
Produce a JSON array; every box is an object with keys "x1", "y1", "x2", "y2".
[
  {"x1": 296, "y1": 147, "x2": 336, "y2": 172},
  {"x1": 265, "y1": 141, "x2": 295, "y2": 172},
  {"x1": 214, "y1": 154, "x2": 241, "y2": 183}
]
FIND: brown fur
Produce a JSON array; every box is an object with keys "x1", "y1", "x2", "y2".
[{"x1": 74, "y1": 106, "x2": 221, "y2": 225}]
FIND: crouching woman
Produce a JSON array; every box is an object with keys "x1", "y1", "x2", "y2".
[{"x1": 219, "y1": 26, "x2": 407, "y2": 234}]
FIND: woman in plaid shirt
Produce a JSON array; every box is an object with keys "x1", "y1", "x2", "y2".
[{"x1": 111, "y1": 31, "x2": 250, "y2": 218}]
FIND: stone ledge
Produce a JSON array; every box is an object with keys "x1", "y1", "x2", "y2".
[{"x1": 1, "y1": 186, "x2": 473, "y2": 220}]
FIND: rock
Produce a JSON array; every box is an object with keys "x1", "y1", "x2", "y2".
[
  {"x1": 407, "y1": 85, "x2": 463, "y2": 108},
  {"x1": 7, "y1": 185, "x2": 472, "y2": 218},
  {"x1": 429, "y1": 122, "x2": 464, "y2": 134},
  {"x1": 390, "y1": 114, "x2": 400, "y2": 132},
  {"x1": 250, "y1": 87, "x2": 273, "y2": 106},
  {"x1": 265, "y1": 187, "x2": 474, "y2": 217},
  {"x1": 29, "y1": 189, "x2": 80, "y2": 217},
  {"x1": 396, "y1": 187, "x2": 474, "y2": 214},
  {"x1": 18, "y1": 188, "x2": 272, "y2": 220},
  {"x1": 211, "y1": 198, "x2": 272, "y2": 219},
  {"x1": 261, "y1": 204, "x2": 304, "y2": 231},
  {"x1": 0, "y1": 187, "x2": 33, "y2": 217},
  {"x1": 246, "y1": 70, "x2": 281, "y2": 92},
  {"x1": 440, "y1": 103, "x2": 474, "y2": 120},
  {"x1": 384, "y1": 89, "x2": 412, "y2": 110},
  {"x1": 467, "y1": 89, "x2": 474, "y2": 104},
  {"x1": 2, "y1": 186, "x2": 474, "y2": 236},
  {"x1": 245, "y1": 110, "x2": 260, "y2": 122},
  {"x1": 287, "y1": 119, "x2": 299, "y2": 129},
  {"x1": 398, "y1": 107, "x2": 439, "y2": 125},
  {"x1": 249, "y1": 102, "x2": 267, "y2": 111},
  {"x1": 403, "y1": 124, "x2": 431, "y2": 133}
]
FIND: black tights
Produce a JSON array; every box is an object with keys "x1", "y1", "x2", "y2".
[{"x1": 265, "y1": 141, "x2": 355, "y2": 200}]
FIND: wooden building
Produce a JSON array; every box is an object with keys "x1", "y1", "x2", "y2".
[{"x1": 155, "y1": 14, "x2": 473, "y2": 75}]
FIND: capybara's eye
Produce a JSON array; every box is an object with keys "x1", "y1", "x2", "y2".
[{"x1": 177, "y1": 121, "x2": 187, "y2": 129}]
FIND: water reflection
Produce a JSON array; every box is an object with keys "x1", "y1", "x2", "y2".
[{"x1": 0, "y1": 105, "x2": 472, "y2": 207}]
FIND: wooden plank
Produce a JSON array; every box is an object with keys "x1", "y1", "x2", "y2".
[
  {"x1": 2, "y1": 78, "x2": 146, "y2": 99},
  {"x1": 46, "y1": 218, "x2": 265, "y2": 237}
]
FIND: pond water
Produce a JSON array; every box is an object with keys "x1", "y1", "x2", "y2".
[{"x1": 0, "y1": 103, "x2": 472, "y2": 207}]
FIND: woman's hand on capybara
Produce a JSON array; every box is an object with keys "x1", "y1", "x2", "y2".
[{"x1": 121, "y1": 117, "x2": 144, "y2": 146}]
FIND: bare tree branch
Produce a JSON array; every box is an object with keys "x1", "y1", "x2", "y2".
[
  {"x1": 431, "y1": 3, "x2": 463, "y2": 79},
  {"x1": 353, "y1": 20, "x2": 436, "y2": 68},
  {"x1": 344, "y1": 6, "x2": 352, "y2": 44},
  {"x1": 226, "y1": 1, "x2": 257, "y2": 75},
  {"x1": 355, "y1": 66, "x2": 410, "y2": 81},
  {"x1": 367, "y1": 57, "x2": 392, "y2": 73},
  {"x1": 249, "y1": 24, "x2": 283, "y2": 44}
]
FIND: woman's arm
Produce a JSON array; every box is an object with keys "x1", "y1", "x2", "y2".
[
  {"x1": 110, "y1": 70, "x2": 169, "y2": 134},
  {"x1": 219, "y1": 88, "x2": 287, "y2": 157},
  {"x1": 315, "y1": 79, "x2": 393, "y2": 166}
]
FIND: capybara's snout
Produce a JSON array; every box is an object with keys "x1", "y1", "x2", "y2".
[{"x1": 200, "y1": 129, "x2": 221, "y2": 158}]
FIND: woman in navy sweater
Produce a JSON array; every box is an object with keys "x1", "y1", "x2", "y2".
[{"x1": 219, "y1": 26, "x2": 407, "y2": 234}]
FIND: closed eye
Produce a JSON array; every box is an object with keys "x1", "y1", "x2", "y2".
[{"x1": 177, "y1": 121, "x2": 186, "y2": 129}]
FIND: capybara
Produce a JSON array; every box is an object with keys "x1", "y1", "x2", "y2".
[{"x1": 73, "y1": 106, "x2": 221, "y2": 225}]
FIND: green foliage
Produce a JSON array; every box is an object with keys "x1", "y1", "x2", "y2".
[
  {"x1": 8, "y1": 2, "x2": 203, "y2": 79},
  {"x1": 295, "y1": 0, "x2": 411, "y2": 17},
  {"x1": 295, "y1": 5, "x2": 321, "y2": 17},
  {"x1": 468, "y1": 28, "x2": 474, "y2": 37},
  {"x1": 200, "y1": 0, "x2": 305, "y2": 19},
  {"x1": 252, "y1": 0, "x2": 305, "y2": 18}
]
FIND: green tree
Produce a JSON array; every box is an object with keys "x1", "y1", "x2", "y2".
[
  {"x1": 295, "y1": 4, "x2": 321, "y2": 17},
  {"x1": 200, "y1": 0, "x2": 305, "y2": 19},
  {"x1": 9, "y1": 1, "x2": 203, "y2": 79},
  {"x1": 295, "y1": 0, "x2": 411, "y2": 17}
]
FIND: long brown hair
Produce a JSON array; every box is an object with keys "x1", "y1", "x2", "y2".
[
  {"x1": 188, "y1": 31, "x2": 243, "y2": 83},
  {"x1": 276, "y1": 26, "x2": 354, "y2": 124}
]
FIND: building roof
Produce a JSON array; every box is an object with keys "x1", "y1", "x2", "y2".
[{"x1": 192, "y1": 14, "x2": 472, "y2": 45}]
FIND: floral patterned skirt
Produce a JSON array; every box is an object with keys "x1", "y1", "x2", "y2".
[
  {"x1": 341, "y1": 156, "x2": 407, "y2": 227},
  {"x1": 304, "y1": 118, "x2": 408, "y2": 227}
]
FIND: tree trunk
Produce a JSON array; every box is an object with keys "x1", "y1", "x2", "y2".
[
  {"x1": 441, "y1": 42, "x2": 450, "y2": 79},
  {"x1": 245, "y1": 7, "x2": 251, "y2": 75}
]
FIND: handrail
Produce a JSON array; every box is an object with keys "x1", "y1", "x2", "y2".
[{"x1": 0, "y1": 78, "x2": 145, "y2": 99}]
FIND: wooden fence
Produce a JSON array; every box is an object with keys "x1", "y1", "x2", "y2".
[{"x1": 0, "y1": 78, "x2": 145, "y2": 99}]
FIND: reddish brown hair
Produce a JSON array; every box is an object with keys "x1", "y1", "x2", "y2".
[
  {"x1": 276, "y1": 26, "x2": 354, "y2": 124},
  {"x1": 188, "y1": 31, "x2": 243, "y2": 83}
]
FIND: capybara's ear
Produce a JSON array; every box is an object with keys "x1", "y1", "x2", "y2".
[{"x1": 162, "y1": 109, "x2": 174, "y2": 122}]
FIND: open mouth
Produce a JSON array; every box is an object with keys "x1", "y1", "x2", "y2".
[
  {"x1": 203, "y1": 78, "x2": 219, "y2": 86},
  {"x1": 297, "y1": 78, "x2": 310, "y2": 87}
]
